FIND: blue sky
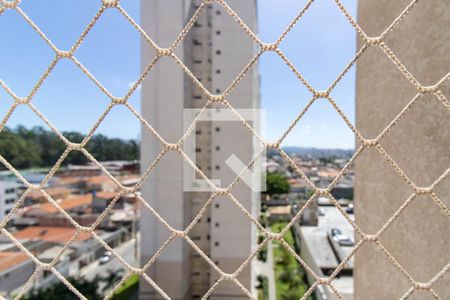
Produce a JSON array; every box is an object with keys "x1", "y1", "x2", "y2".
[{"x1": 0, "y1": 0, "x2": 357, "y2": 149}]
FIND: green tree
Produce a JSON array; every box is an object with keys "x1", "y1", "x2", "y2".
[
  {"x1": 0, "y1": 126, "x2": 140, "y2": 170},
  {"x1": 22, "y1": 277, "x2": 101, "y2": 300},
  {"x1": 266, "y1": 172, "x2": 290, "y2": 195}
]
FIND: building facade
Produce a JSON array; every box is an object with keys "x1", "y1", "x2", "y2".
[
  {"x1": 140, "y1": 1, "x2": 259, "y2": 299},
  {"x1": 355, "y1": 1, "x2": 449, "y2": 298},
  {"x1": 0, "y1": 175, "x2": 19, "y2": 221}
]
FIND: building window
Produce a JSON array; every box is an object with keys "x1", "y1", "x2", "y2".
[
  {"x1": 216, "y1": 69, "x2": 221, "y2": 74},
  {"x1": 215, "y1": 127, "x2": 220, "y2": 132},
  {"x1": 193, "y1": 39, "x2": 202, "y2": 46},
  {"x1": 5, "y1": 198, "x2": 15, "y2": 204},
  {"x1": 5, "y1": 188, "x2": 15, "y2": 194},
  {"x1": 207, "y1": 217, "x2": 211, "y2": 223},
  {"x1": 193, "y1": 22, "x2": 201, "y2": 27},
  {"x1": 216, "y1": 10, "x2": 221, "y2": 15},
  {"x1": 193, "y1": 95, "x2": 202, "y2": 99},
  {"x1": 215, "y1": 146, "x2": 220, "y2": 151},
  {"x1": 215, "y1": 203, "x2": 220, "y2": 208},
  {"x1": 195, "y1": 148, "x2": 202, "y2": 153},
  {"x1": 215, "y1": 165, "x2": 220, "y2": 170},
  {"x1": 216, "y1": 50, "x2": 221, "y2": 55},
  {"x1": 216, "y1": 30, "x2": 221, "y2": 35},
  {"x1": 194, "y1": 59, "x2": 202, "y2": 64},
  {"x1": 195, "y1": 129, "x2": 201, "y2": 135},
  {"x1": 215, "y1": 241, "x2": 219, "y2": 246},
  {"x1": 43, "y1": 270, "x2": 51, "y2": 278},
  {"x1": 192, "y1": 236, "x2": 201, "y2": 241},
  {"x1": 215, "y1": 222, "x2": 219, "y2": 227},
  {"x1": 215, "y1": 88, "x2": 221, "y2": 93},
  {"x1": 207, "y1": 234, "x2": 210, "y2": 240},
  {"x1": 192, "y1": 272, "x2": 201, "y2": 276}
]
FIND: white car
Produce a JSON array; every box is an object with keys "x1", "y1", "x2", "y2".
[
  {"x1": 331, "y1": 228, "x2": 354, "y2": 246},
  {"x1": 99, "y1": 252, "x2": 113, "y2": 264}
]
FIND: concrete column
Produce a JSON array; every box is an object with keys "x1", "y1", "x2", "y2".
[{"x1": 355, "y1": 1, "x2": 449, "y2": 299}]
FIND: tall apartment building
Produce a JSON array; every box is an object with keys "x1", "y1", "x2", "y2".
[
  {"x1": 355, "y1": 1, "x2": 449, "y2": 298},
  {"x1": 140, "y1": 1, "x2": 259, "y2": 299},
  {"x1": 0, "y1": 173, "x2": 19, "y2": 221}
]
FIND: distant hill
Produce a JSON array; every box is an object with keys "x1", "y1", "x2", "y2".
[{"x1": 268, "y1": 146, "x2": 354, "y2": 158}]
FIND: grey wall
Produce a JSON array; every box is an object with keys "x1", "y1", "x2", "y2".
[{"x1": 355, "y1": 1, "x2": 449, "y2": 299}]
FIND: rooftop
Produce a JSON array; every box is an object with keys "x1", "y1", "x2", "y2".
[
  {"x1": 0, "y1": 251, "x2": 31, "y2": 273},
  {"x1": 13, "y1": 226, "x2": 92, "y2": 243},
  {"x1": 31, "y1": 194, "x2": 93, "y2": 214},
  {"x1": 27, "y1": 187, "x2": 70, "y2": 200}
]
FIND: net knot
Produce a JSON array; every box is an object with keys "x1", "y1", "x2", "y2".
[
  {"x1": 261, "y1": 43, "x2": 277, "y2": 52},
  {"x1": 267, "y1": 232, "x2": 281, "y2": 240},
  {"x1": 222, "y1": 273, "x2": 235, "y2": 281},
  {"x1": 16, "y1": 97, "x2": 29, "y2": 105},
  {"x1": 366, "y1": 36, "x2": 381, "y2": 46},
  {"x1": 216, "y1": 188, "x2": 228, "y2": 196},
  {"x1": 166, "y1": 143, "x2": 178, "y2": 151},
  {"x1": 364, "y1": 234, "x2": 377, "y2": 242},
  {"x1": 414, "y1": 282, "x2": 431, "y2": 290},
  {"x1": 418, "y1": 85, "x2": 437, "y2": 94},
  {"x1": 102, "y1": 0, "x2": 119, "y2": 8},
  {"x1": 266, "y1": 142, "x2": 279, "y2": 149},
  {"x1": 173, "y1": 230, "x2": 185, "y2": 237},
  {"x1": 415, "y1": 186, "x2": 432, "y2": 195},
  {"x1": 316, "y1": 188, "x2": 329, "y2": 196},
  {"x1": 112, "y1": 97, "x2": 126, "y2": 105},
  {"x1": 210, "y1": 95, "x2": 223, "y2": 103},
  {"x1": 3, "y1": 0, "x2": 20, "y2": 9},
  {"x1": 317, "y1": 277, "x2": 328, "y2": 285},
  {"x1": 363, "y1": 138, "x2": 378, "y2": 147},
  {"x1": 68, "y1": 143, "x2": 83, "y2": 151},
  {"x1": 314, "y1": 90, "x2": 329, "y2": 99},
  {"x1": 57, "y1": 50, "x2": 71, "y2": 59},
  {"x1": 158, "y1": 48, "x2": 172, "y2": 57}
]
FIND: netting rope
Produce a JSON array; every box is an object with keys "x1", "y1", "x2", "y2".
[{"x1": 0, "y1": 0, "x2": 448, "y2": 299}]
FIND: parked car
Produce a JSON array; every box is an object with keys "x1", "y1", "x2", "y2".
[
  {"x1": 330, "y1": 228, "x2": 354, "y2": 246},
  {"x1": 345, "y1": 203, "x2": 354, "y2": 214},
  {"x1": 99, "y1": 255, "x2": 111, "y2": 265},
  {"x1": 99, "y1": 251, "x2": 113, "y2": 265}
]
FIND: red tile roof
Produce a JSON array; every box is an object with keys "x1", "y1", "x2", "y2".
[
  {"x1": 0, "y1": 252, "x2": 31, "y2": 272},
  {"x1": 36, "y1": 194, "x2": 93, "y2": 214},
  {"x1": 14, "y1": 226, "x2": 92, "y2": 243}
]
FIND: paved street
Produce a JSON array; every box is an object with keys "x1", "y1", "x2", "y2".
[{"x1": 80, "y1": 237, "x2": 139, "y2": 282}]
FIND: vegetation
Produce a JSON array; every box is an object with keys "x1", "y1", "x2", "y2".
[
  {"x1": 257, "y1": 234, "x2": 268, "y2": 262},
  {"x1": 256, "y1": 275, "x2": 269, "y2": 300},
  {"x1": 22, "y1": 270, "x2": 127, "y2": 300},
  {"x1": 266, "y1": 172, "x2": 290, "y2": 196},
  {"x1": 110, "y1": 274, "x2": 139, "y2": 300},
  {"x1": 271, "y1": 222, "x2": 312, "y2": 300},
  {"x1": 0, "y1": 126, "x2": 139, "y2": 170}
]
